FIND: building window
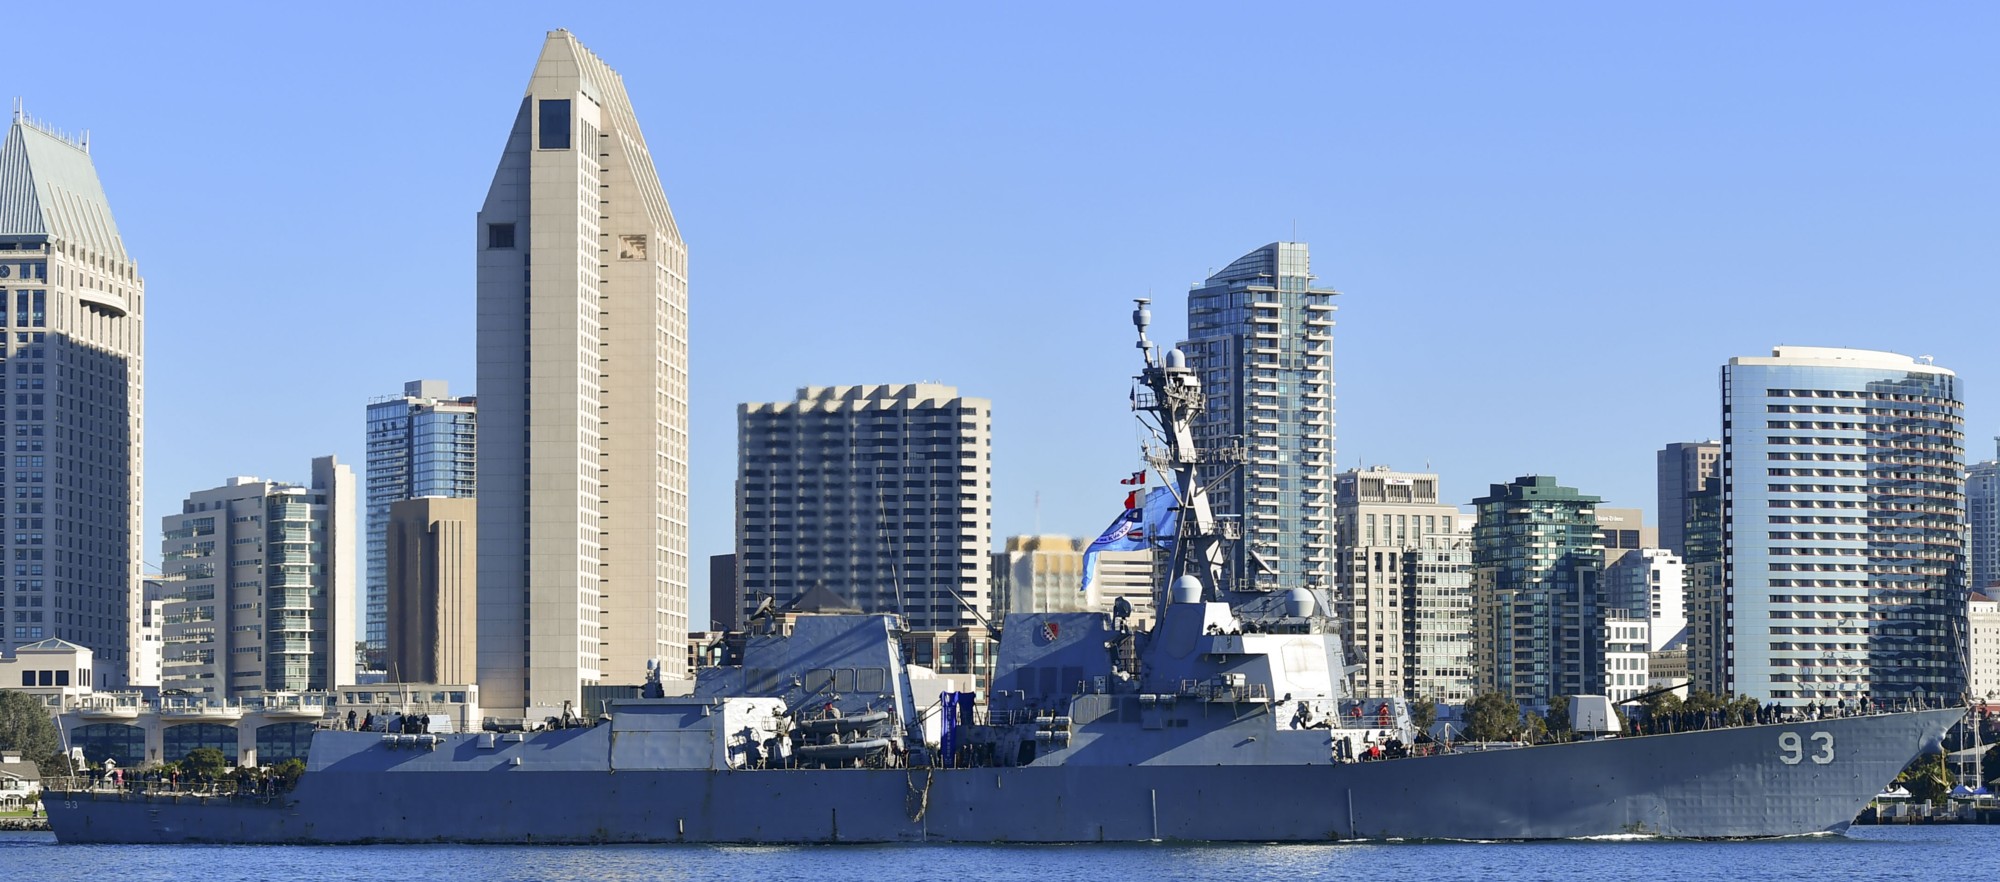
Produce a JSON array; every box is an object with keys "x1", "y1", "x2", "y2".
[
  {"x1": 538, "y1": 99, "x2": 572, "y2": 150},
  {"x1": 487, "y1": 223, "x2": 516, "y2": 250}
]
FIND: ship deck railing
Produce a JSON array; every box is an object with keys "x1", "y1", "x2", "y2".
[
  {"x1": 1176, "y1": 680, "x2": 1270, "y2": 703},
  {"x1": 46, "y1": 776, "x2": 300, "y2": 801}
]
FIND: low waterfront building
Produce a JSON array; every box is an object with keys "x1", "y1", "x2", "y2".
[
  {"x1": 54, "y1": 683, "x2": 479, "y2": 770},
  {"x1": 1648, "y1": 633, "x2": 1691, "y2": 694},
  {"x1": 0, "y1": 753, "x2": 41, "y2": 807},
  {"x1": 0, "y1": 637, "x2": 94, "y2": 703}
]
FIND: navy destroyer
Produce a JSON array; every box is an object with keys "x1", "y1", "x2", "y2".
[{"x1": 45, "y1": 304, "x2": 1957, "y2": 844}]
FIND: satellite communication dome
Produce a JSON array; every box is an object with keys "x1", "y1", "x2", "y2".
[
  {"x1": 1285, "y1": 587, "x2": 1316, "y2": 619},
  {"x1": 1171, "y1": 575, "x2": 1203, "y2": 605}
]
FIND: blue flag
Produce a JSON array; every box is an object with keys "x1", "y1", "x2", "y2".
[{"x1": 1081, "y1": 486, "x2": 1178, "y2": 593}]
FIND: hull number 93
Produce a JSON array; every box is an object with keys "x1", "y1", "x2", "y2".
[{"x1": 1778, "y1": 731, "x2": 1834, "y2": 765}]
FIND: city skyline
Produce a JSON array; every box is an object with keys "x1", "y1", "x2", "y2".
[{"x1": 7, "y1": 6, "x2": 2000, "y2": 632}]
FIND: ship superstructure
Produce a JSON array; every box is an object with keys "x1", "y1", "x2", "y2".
[{"x1": 43, "y1": 309, "x2": 1960, "y2": 844}]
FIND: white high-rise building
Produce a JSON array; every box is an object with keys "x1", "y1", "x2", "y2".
[
  {"x1": 0, "y1": 111, "x2": 145, "y2": 688},
  {"x1": 1602, "y1": 547, "x2": 1685, "y2": 652},
  {"x1": 476, "y1": 31, "x2": 691, "y2": 714},
  {"x1": 159, "y1": 457, "x2": 356, "y2": 697},
  {"x1": 1717, "y1": 347, "x2": 1967, "y2": 705},
  {"x1": 1179, "y1": 243, "x2": 1337, "y2": 593}
]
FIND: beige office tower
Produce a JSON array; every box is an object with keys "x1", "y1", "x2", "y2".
[
  {"x1": 0, "y1": 112, "x2": 145, "y2": 688},
  {"x1": 991, "y1": 535, "x2": 1153, "y2": 626},
  {"x1": 387, "y1": 497, "x2": 477, "y2": 685},
  {"x1": 1333, "y1": 467, "x2": 1474, "y2": 704},
  {"x1": 1592, "y1": 508, "x2": 1655, "y2": 567},
  {"x1": 159, "y1": 457, "x2": 356, "y2": 697},
  {"x1": 476, "y1": 31, "x2": 690, "y2": 714}
]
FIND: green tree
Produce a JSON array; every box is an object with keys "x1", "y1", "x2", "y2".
[
  {"x1": 1545, "y1": 695, "x2": 1572, "y2": 738},
  {"x1": 1684, "y1": 690, "x2": 1727, "y2": 715},
  {"x1": 1462, "y1": 692, "x2": 1521, "y2": 742},
  {"x1": 182, "y1": 747, "x2": 229, "y2": 782},
  {"x1": 1894, "y1": 751, "x2": 1952, "y2": 806},
  {"x1": 0, "y1": 690, "x2": 62, "y2": 773},
  {"x1": 1642, "y1": 690, "x2": 1683, "y2": 716},
  {"x1": 1524, "y1": 712, "x2": 1550, "y2": 744},
  {"x1": 272, "y1": 758, "x2": 307, "y2": 792},
  {"x1": 1409, "y1": 698, "x2": 1438, "y2": 734}
]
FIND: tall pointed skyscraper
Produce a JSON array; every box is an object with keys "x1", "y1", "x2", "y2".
[
  {"x1": 0, "y1": 111, "x2": 145, "y2": 688},
  {"x1": 476, "y1": 32, "x2": 690, "y2": 714}
]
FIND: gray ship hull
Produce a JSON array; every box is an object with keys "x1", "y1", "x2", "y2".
[{"x1": 45, "y1": 707, "x2": 1955, "y2": 844}]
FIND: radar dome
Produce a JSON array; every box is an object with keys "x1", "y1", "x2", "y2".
[
  {"x1": 1165, "y1": 349, "x2": 1186, "y2": 369},
  {"x1": 1285, "y1": 587, "x2": 1316, "y2": 619},
  {"x1": 1170, "y1": 575, "x2": 1203, "y2": 605}
]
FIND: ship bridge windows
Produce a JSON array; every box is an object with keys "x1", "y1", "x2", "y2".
[{"x1": 803, "y1": 668, "x2": 863, "y2": 695}]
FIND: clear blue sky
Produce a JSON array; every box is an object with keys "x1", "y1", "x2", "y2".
[{"x1": 10, "y1": 3, "x2": 1998, "y2": 628}]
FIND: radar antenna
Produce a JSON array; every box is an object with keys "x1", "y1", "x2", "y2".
[{"x1": 1130, "y1": 299, "x2": 1228, "y2": 608}]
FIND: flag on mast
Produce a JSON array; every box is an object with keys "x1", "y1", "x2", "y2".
[
  {"x1": 1120, "y1": 470, "x2": 1147, "y2": 485},
  {"x1": 1082, "y1": 486, "x2": 1178, "y2": 593}
]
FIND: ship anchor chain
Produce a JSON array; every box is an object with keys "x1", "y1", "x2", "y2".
[{"x1": 905, "y1": 766, "x2": 934, "y2": 823}]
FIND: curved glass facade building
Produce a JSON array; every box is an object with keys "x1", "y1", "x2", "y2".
[{"x1": 1719, "y1": 347, "x2": 1966, "y2": 705}]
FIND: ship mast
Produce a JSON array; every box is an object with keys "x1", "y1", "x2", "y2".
[{"x1": 1130, "y1": 299, "x2": 1229, "y2": 606}]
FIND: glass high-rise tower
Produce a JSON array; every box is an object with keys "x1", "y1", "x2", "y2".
[
  {"x1": 1471, "y1": 475, "x2": 1606, "y2": 709},
  {"x1": 476, "y1": 31, "x2": 690, "y2": 714},
  {"x1": 1178, "y1": 242, "x2": 1336, "y2": 594},
  {"x1": 0, "y1": 112, "x2": 144, "y2": 688},
  {"x1": 1967, "y1": 440, "x2": 1999, "y2": 594},
  {"x1": 364, "y1": 380, "x2": 475, "y2": 656},
  {"x1": 1716, "y1": 346, "x2": 1967, "y2": 705}
]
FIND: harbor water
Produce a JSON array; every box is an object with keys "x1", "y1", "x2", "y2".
[{"x1": 3, "y1": 824, "x2": 1995, "y2": 881}]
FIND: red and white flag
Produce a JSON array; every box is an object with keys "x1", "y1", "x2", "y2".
[{"x1": 1120, "y1": 470, "x2": 1146, "y2": 485}]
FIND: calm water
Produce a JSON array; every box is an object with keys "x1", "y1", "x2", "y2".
[{"x1": 2, "y1": 825, "x2": 1995, "y2": 881}]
